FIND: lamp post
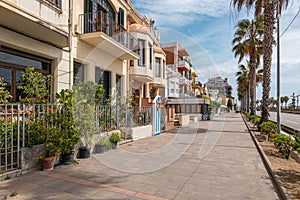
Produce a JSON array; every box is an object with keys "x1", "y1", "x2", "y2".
[{"x1": 276, "y1": 0, "x2": 281, "y2": 134}]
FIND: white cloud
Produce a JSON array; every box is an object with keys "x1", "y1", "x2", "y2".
[{"x1": 132, "y1": 0, "x2": 230, "y2": 26}]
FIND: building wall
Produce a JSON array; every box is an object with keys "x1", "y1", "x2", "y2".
[
  {"x1": 71, "y1": 0, "x2": 129, "y2": 98},
  {"x1": 0, "y1": 0, "x2": 70, "y2": 97}
]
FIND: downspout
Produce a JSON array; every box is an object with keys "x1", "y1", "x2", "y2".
[{"x1": 68, "y1": 0, "x2": 73, "y2": 89}]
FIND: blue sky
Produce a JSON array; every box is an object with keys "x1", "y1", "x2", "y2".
[{"x1": 131, "y1": 0, "x2": 300, "y2": 104}]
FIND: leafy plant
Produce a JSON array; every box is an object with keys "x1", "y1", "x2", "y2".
[
  {"x1": 109, "y1": 132, "x2": 120, "y2": 144},
  {"x1": 17, "y1": 67, "x2": 52, "y2": 103},
  {"x1": 271, "y1": 133, "x2": 295, "y2": 159},
  {"x1": 260, "y1": 121, "x2": 277, "y2": 135},
  {"x1": 0, "y1": 77, "x2": 12, "y2": 103},
  {"x1": 10, "y1": 191, "x2": 18, "y2": 197},
  {"x1": 294, "y1": 135, "x2": 300, "y2": 153},
  {"x1": 73, "y1": 81, "x2": 104, "y2": 147},
  {"x1": 56, "y1": 89, "x2": 80, "y2": 155}
]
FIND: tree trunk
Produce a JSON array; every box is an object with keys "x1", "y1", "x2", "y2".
[
  {"x1": 261, "y1": 2, "x2": 275, "y2": 123},
  {"x1": 249, "y1": 55, "x2": 256, "y2": 115}
]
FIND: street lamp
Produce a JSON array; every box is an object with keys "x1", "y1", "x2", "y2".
[{"x1": 276, "y1": 0, "x2": 281, "y2": 134}]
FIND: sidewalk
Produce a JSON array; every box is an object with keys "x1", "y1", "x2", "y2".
[{"x1": 0, "y1": 112, "x2": 279, "y2": 200}]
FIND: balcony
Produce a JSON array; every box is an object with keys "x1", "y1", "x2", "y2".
[
  {"x1": 179, "y1": 74, "x2": 190, "y2": 86},
  {"x1": 129, "y1": 66, "x2": 153, "y2": 83},
  {"x1": 0, "y1": 2, "x2": 68, "y2": 48},
  {"x1": 178, "y1": 60, "x2": 190, "y2": 71},
  {"x1": 77, "y1": 11, "x2": 138, "y2": 60}
]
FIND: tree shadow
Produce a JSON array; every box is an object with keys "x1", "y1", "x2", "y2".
[{"x1": 275, "y1": 169, "x2": 300, "y2": 199}]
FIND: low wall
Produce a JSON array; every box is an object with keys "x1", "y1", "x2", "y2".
[
  {"x1": 21, "y1": 144, "x2": 45, "y2": 174},
  {"x1": 165, "y1": 122, "x2": 175, "y2": 131},
  {"x1": 189, "y1": 116, "x2": 198, "y2": 123},
  {"x1": 176, "y1": 114, "x2": 190, "y2": 126},
  {"x1": 129, "y1": 125, "x2": 153, "y2": 141}
]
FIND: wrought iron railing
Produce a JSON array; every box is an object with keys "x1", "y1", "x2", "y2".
[{"x1": 78, "y1": 11, "x2": 137, "y2": 51}]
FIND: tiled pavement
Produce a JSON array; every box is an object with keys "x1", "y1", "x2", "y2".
[{"x1": 0, "y1": 112, "x2": 279, "y2": 200}]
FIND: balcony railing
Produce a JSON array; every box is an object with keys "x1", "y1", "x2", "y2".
[
  {"x1": 78, "y1": 11, "x2": 137, "y2": 50},
  {"x1": 167, "y1": 64, "x2": 177, "y2": 72},
  {"x1": 178, "y1": 60, "x2": 190, "y2": 71}
]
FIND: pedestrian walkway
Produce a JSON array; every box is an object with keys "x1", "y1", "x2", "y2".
[{"x1": 0, "y1": 112, "x2": 279, "y2": 200}]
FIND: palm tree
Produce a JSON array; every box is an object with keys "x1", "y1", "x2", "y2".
[
  {"x1": 232, "y1": 0, "x2": 290, "y2": 123},
  {"x1": 236, "y1": 63, "x2": 249, "y2": 111},
  {"x1": 232, "y1": 16, "x2": 263, "y2": 115},
  {"x1": 283, "y1": 96, "x2": 289, "y2": 109},
  {"x1": 280, "y1": 96, "x2": 284, "y2": 109}
]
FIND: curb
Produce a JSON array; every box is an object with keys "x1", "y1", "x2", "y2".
[{"x1": 241, "y1": 114, "x2": 292, "y2": 200}]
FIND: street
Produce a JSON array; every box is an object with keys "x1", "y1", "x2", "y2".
[{"x1": 257, "y1": 111, "x2": 300, "y2": 131}]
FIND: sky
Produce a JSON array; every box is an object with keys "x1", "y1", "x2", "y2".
[{"x1": 131, "y1": 0, "x2": 300, "y2": 105}]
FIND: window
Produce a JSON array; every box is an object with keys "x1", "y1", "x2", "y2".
[
  {"x1": 155, "y1": 58, "x2": 160, "y2": 77},
  {"x1": 163, "y1": 60, "x2": 166, "y2": 79},
  {"x1": 118, "y1": 8, "x2": 125, "y2": 27},
  {"x1": 149, "y1": 43, "x2": 152, "y2": 70},
  {"x1": 73, "y1": 62, "x2": 84, "y2": 84},
  {"x1": 46, "y1": 0, "x2": 62, "y2": 9},
  {"x1": 0, "y1": 46, "x2": 51, "y2": 102},
  {"x1": 116, "y1": 75, "x2": 122, "y2": 96},
  {"x1": 138, "y1": 39, "x2": 145, "y2": 66},
  {"x1": 95, "y1": 67, "x2": 111, "y2": 104}
]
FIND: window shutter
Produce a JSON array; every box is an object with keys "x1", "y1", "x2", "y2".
[{"x1": 118, "y1": 8, "x2": 124, "y2": 26}]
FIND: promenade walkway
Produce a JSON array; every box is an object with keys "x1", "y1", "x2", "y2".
[{"x1": 0, "y1": 112, "x2": 279, "y2": 199}]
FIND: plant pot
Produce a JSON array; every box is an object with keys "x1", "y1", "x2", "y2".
[
  {"x1": 42, "y1": 156, "x2": 56, "y2": 171},
  {"x1": 61, "y1": 153, "x2": 74, "y2": 163},
  {"x1": 78, "y1": 147, "x2": 90, "y2": 158},
  {"x1": 111, "y1": 143, "x2": 117, "y2": 149},
  {"x1": 94, "y1": 144, "x2": 106, "y2": 154}
]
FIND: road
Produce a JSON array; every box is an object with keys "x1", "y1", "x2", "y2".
[{"x1": 257, "y1": 111, "x2": 300, "y2": 131}]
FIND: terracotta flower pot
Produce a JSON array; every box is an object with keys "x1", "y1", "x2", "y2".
[{"x1": 42, "y1": 156, "x2": 57, "y2": 171}]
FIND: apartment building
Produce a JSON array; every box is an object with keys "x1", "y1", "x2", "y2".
[
  {"x1": 161, "y1": 42, "x2": 192, "y2": 98},
  {"x1": 0, "y1": 0, "x2": 70, "y2": 101},
  {"x1": 127, "y1": 8, "x2": 167, "y2": 107},
  {"x1": 72, "y1": 0, "x2": 139, "y2": 101}
]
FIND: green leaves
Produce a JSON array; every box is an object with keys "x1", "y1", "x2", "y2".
[{"x1": 0, "y1": 77, "x2": 12, "y2": 104}]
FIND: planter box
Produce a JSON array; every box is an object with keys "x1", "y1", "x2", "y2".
[{"x1": 128, "y1": 125, "x2": 153, "y2": 141}]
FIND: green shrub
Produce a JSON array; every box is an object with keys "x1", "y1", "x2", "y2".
[
  {"x1": 294, "y1": 135, "x2": 300, "y2": 153},
  {"x1": 109, "y1": 132, "x2": 120, "y2": 144},
  {"x1": 271, "y1": 133, "x2": 295, "y2": 159},
  {"x1": 260, "y1": 121, "x2": 277, "y2": 135}
]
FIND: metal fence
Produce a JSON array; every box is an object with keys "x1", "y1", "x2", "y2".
[{"x1": 0, "y1": 104, "x2": 152, "y2": 172}]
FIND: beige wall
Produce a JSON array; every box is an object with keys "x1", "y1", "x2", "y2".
[
  {"x1": 0, "y1": 27, "x2": 70, "y2": 93},
  {"x1": 2, "y1": 0, "x2": 69, "y2": 33}
]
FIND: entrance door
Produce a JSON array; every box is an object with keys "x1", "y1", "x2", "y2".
[{"x1": 153, "y1": 96, "x2": 161, "y2": 135}]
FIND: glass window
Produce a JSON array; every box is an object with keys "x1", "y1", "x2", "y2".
[
  {"x1": 138, "y1": 39, "x2": 145, "y2": 66},
  {"x1": 163, "y1": 60, "x2": 166, "y2": 79},
  {"x1": 46, "y1": 0, "x2": 61, "y2": 8},
  {"x1": 149, "y1": 43, "x2": 152, "y2": 69},
  {"x1": 0, "y1": 51, "x2": 50, "y2": 72},
  {"x1": 155, "y1": 58, "x2": 160, "y2": 77},
  {"x1": 95, "y1": 67, "x2": 111, "y2": 104},
  {"x1": 116, "y1": 75, "x2": 122, "y2": 96},
  {"x1": 118, "y1": 8, "x2": 125, "y2": 27},
  {"x1": 0, "y1": 47, "x2": 51, "y2": 102},
  {"x1": 73, "y1": 62, "x2": 84, "y2": 84}
]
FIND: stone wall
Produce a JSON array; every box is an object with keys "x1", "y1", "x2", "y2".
[{"x1": 21, "y1": 144, "x2": 45, "y2": 174}]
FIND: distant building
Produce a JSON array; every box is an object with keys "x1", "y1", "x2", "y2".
[{"x1": 206, "y1": 77, "x2": 234, "y2": 109}]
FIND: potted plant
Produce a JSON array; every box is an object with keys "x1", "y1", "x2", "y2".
[
  {"x1": 94, "y1": 136, "x2": 111, "y2": 154},
  {"x1": 109, "y1": 132, "x2": 120, "y2": 149},
  {"x1": 38, "y1": 126, "x2": 63, "y2": 170},
  {"x1": 56, "y1": 89, "x2": 80, "y2": 163}
]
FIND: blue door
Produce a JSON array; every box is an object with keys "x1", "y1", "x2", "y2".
[{"x1": 153, "y1": 96, "x2": 161, "y2": 135}]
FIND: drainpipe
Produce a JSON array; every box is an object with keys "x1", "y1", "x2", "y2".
[{"x1": 68, "y1": 0, "x2": 73, "y2": 89}]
